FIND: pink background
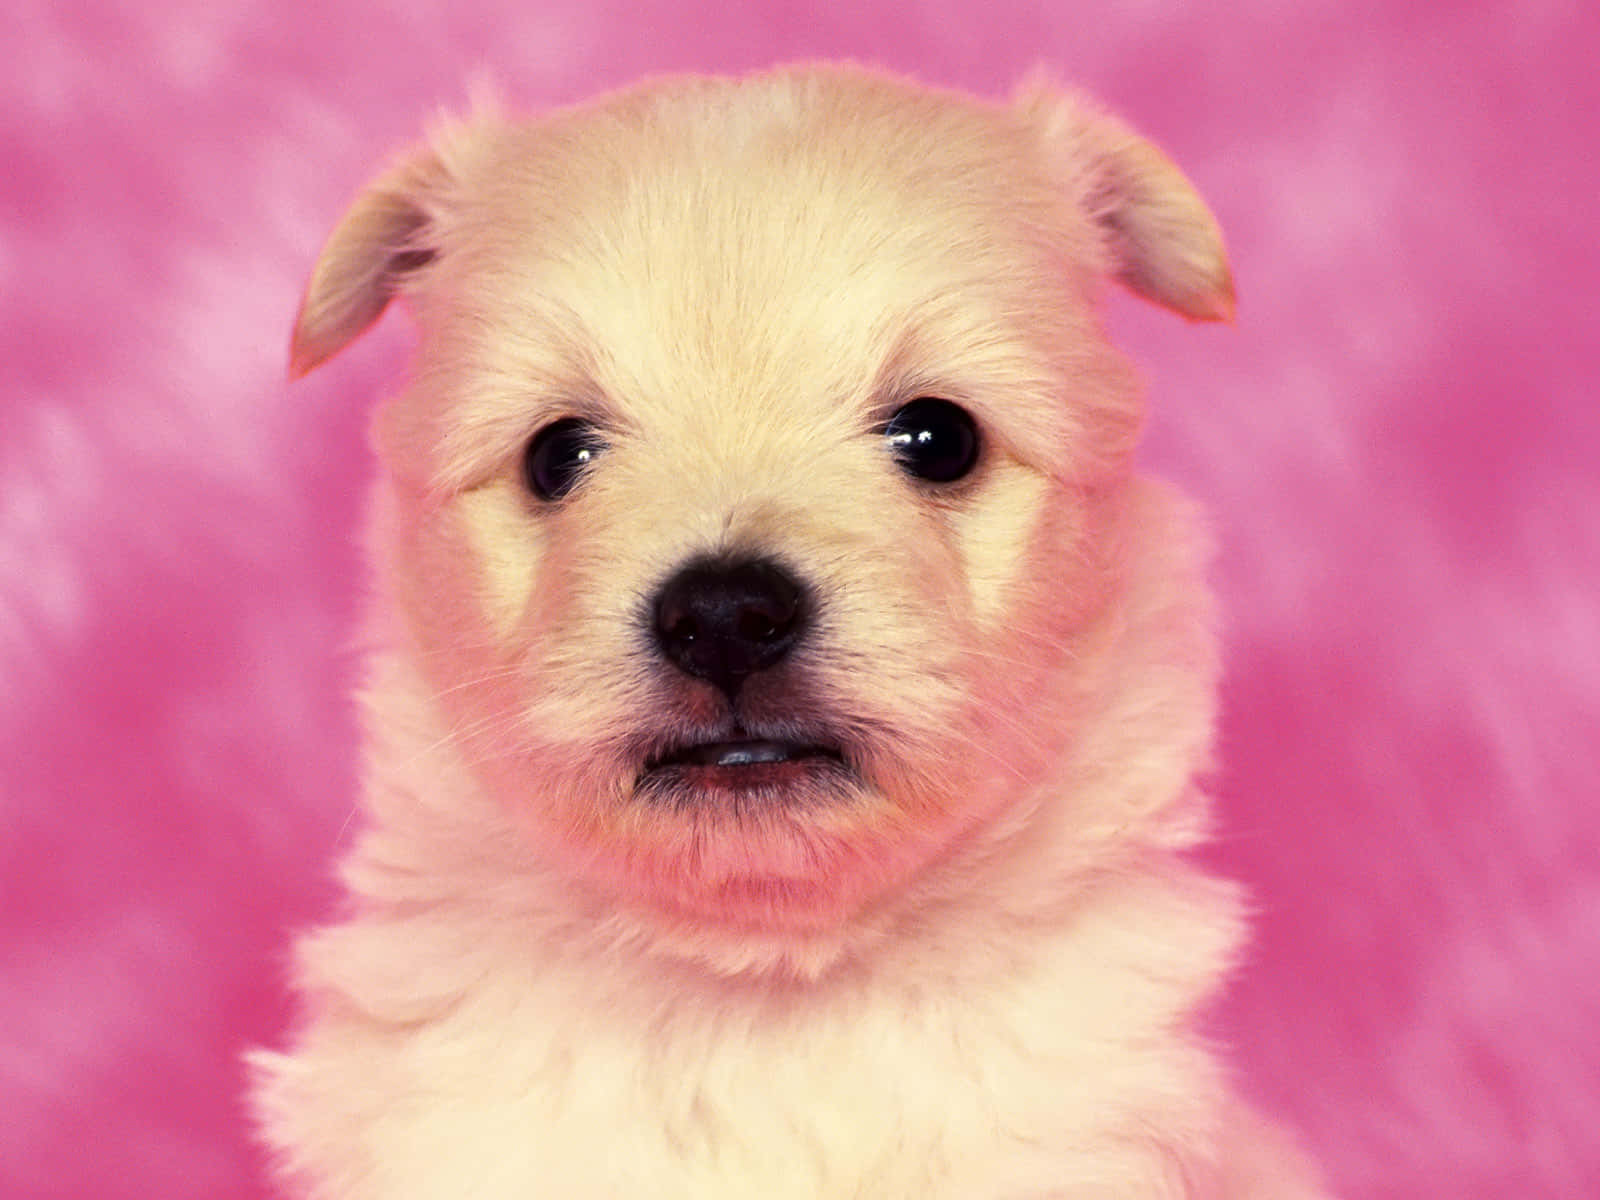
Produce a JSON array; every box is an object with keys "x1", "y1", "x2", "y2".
[{"x1": 3, "y1": 2, "x2": 1596, "y2": 1197}]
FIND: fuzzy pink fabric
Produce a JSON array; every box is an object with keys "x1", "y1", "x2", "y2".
[{"x1": 3, "y1": 3, "x2": 1595, "y2": 1197}]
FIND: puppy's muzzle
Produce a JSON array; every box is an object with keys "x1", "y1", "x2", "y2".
[{"x1": 652, "y1": 557, "x2": 807, "y2": 699}]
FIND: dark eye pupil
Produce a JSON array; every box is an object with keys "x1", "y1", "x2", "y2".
[
  {"x1": 524, "y1": 418, "x2": 604, "y2": 501},
  {"x1": 883, "y1": 397, "x2": 979, "y2": 483}
]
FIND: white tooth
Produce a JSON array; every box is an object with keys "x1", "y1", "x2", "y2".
[{"x1": 716, "y1": 741, "x2": 787, "y2": 766}]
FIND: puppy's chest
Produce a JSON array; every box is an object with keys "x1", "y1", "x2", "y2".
[{"x1": 330, "y1": 959, "x2": 1207, "y2": 1199}]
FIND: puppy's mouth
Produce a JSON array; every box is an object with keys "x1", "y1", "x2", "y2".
[
  {"x1": 637, "y1": 732, "x2": 854, "y2": 806},
  {"x1": 651, "y1": 738, "x2": 842, "y2": 769}
]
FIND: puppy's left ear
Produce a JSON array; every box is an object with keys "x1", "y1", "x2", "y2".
[
  {"x1": 290, "y1": 108, "x2": 495, "y2": 378},
  {"x1": 288, "y1": 148, "x2": 446, "y2": 378},
  {"x1": 1014, "y1": 76, "x2": 1236, "y2": 323}
]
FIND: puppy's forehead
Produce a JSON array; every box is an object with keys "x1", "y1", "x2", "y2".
[{"x1": 425, "y1": 72, "x2": 1106, "y2": 472}]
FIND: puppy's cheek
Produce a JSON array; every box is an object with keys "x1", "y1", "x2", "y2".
[
  {"x1": 390, "y1": 492, "x2": 490, "y2": 660},
  {"x1": 385, "y1": 482, "x2": 545, "y2": 747},
  {"x1": 455, "y1": 485, "x2": 542, "y2": 642},
  {"x1": 951, "y1": 462, "x2": 1051, "y2": 632},
  {"x1": 443, "y1": 490, "x2": 641, "y2": 749}
]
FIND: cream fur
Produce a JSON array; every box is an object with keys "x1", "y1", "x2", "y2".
[{"x1": 253, "y1": 64, "x2": 1330, "y2": 1198}]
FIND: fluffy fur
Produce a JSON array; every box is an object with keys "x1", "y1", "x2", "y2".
[{"x1": 252, "y1": 65, "x2": 1328, "y2": 1198}]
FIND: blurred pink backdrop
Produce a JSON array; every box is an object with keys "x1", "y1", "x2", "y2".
[{"x1": 3, "y1": 2, "x2": 1597, "y2": 1197}]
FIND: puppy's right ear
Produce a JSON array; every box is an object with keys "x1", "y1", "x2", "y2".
[
  {"x1": 289, "y1": 145, "x2": 455, "y2": 379},
  {"x1": 1013, "y1": 76, "x2": 1236, "y2": 324}
]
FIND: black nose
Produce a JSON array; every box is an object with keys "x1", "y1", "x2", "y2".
[{"x1": 653, "y1": 557, "x2": 807, "y2": 698}]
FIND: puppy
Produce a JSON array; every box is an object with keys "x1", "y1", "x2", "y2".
[{"x1": 253, "y1": 64, "x2": 1331, "y2": 1198}]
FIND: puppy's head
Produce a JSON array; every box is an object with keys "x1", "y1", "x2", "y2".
[{"x1": 293, "y1": 66, "x2": 1232, "y2": 969}]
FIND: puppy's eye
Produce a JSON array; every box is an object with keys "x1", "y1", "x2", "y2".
[
  {"x1": 883, "y1": 398, "x2": 980, "y2": 483},
  {"x1": 523, "y1": 418, "x2": 606, "y2": 501}
]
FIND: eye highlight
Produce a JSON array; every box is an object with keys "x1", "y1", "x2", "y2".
[
  {"x1": 523, "y1": 418, "x2": 606, "y2": 501},
  {"x1": 882, "y1": 398, "x2": 980, "y2": 483}
]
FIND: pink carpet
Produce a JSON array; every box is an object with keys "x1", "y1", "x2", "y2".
[{"x1": 3, "y1": 2, "x2": 1595, "y2": 1196}]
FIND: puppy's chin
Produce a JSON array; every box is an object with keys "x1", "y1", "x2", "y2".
[{"x1": 508, "y1": 719, "x2": 971, "y2": 960}]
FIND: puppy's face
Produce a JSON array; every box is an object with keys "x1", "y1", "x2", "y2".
[{"x1": 293, "y1": 68, "x2": 1232, "y2": 961}]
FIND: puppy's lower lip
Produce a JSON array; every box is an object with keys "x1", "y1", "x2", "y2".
[{"x1": 635, "y1": 737, "x2": 856, "y2": 808}]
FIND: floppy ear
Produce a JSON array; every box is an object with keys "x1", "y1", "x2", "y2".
[
  {"x1": 289, "y1": 145, "x2": 455, "y2": 378},
  {"x1": 1014, "y1": 77, "x2": 1236, "y2": 323}
]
